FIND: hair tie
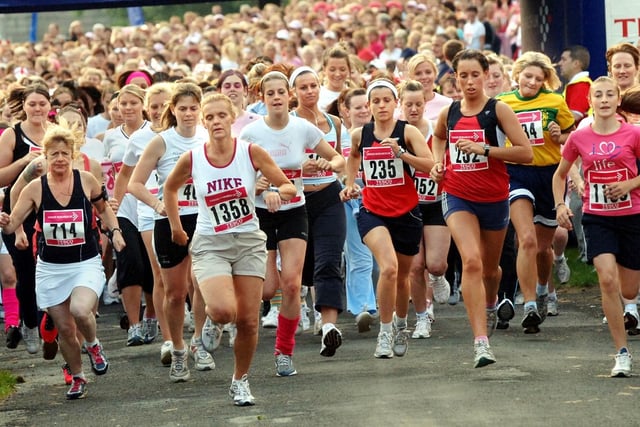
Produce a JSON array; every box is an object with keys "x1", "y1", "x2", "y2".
[
  {"x1": 366, "y1": 80, "x2": 398, "y2": 100},
  {"x1": 125, "y1": 71, "x2": 152, "y2": 86},
  {"x1": 289, "y1": 66, "x2": 318, "y2": 88}
]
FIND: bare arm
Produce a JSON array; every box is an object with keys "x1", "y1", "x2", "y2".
[
  {"x1": 128, "y1": 135, "x2": 166, "y2": 215},
  {"x1": 163, "y1": 152, "x2": 192, "y2": 246},
  {"x1": 552, "y1": 158, "x2": 575, "y2": 230},
  {"x1": 340, "y1": 127, "x2": 363, "y2": 200},
  {"x1": 83, "y1": 171, "x2": 125, "y2": 251},
  {"x1": 250, "y1": 144, "x2": 297, "y2": 212},
  {"x1": 314, "y1": 139, "x2": 345, "y2": 174},
  {"x1": 0, "y1": 128, "x2": 41, "y2": 187},
  {"x1": 387, "y1": 124, "x2": 434, "y2": 174},
  {"x1": 429, "y1": 107, "x2": 450, "y2": 183},
  {"x1": 10, "y1": 155, "x2": 46, "y2": 210},
  {"x1": 0, "y1": 180, "x2": 40, "y2": 234}
]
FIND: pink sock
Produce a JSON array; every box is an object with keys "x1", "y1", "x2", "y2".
[
  {"x1": 2, "y1": 288, "x2": 19, "y2": 331},
  {"x1": 274, "y1": 313, "x2": 300, "y2": 356}
]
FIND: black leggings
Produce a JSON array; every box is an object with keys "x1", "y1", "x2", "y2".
[{"x1": 2, "y1": 215, "x2": 38, "y2": 329}]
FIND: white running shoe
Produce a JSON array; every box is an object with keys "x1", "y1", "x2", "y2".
[
  {"x1": 160, "y1": 341, "x2": 173, "y2": 366},
  {"x1": 202, "y1": 318, "x2": 223, "y2": 353},
  {"x1": 553, "y1": 256, "x2": 571, "y2": 284},
  {"x1": 262, "y1": 305, "x2": 279, "y2": 329},
  {"x1": 374, "y1": 331, "x2": 394, "y2": 359},
  {"x1": 611, "y1": 351, "x2": 632, "y2": 378},
  {"x1": 190, "y1": 337, "x2": 216, "y2": 371},
  {"x1": 429, "y1": 274, "x2": 451, "y2": 304},
  {"x1": 412, "y1": 317, "x2": 431, "y2": 339}
]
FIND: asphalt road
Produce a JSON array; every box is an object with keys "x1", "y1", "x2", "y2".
[{"x1": 1, "y1": 286, "x2": 639, "y2": 427}]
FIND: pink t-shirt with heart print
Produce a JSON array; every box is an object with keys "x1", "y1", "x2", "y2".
[{"x1": 563, "y1": 121, "x2": 640, "y2": 216}]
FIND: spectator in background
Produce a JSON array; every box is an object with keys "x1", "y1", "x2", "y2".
[
  {"x1": 463, "y1": 6, "x2": 486, "y2": 50},
  {"x1": 558, "y1": 45, "x2": 592, "y2": 125}
]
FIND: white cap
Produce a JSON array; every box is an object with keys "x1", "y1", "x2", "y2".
[
  {"x1": 323, "y1": 30, "x2": 337, "y2": 40},
  {"x1": 276, "y1": 29, "x2": 289, "y2": 40},
  {"x1": 289, "y1": 20, "x2": 303, "y2": 29}
]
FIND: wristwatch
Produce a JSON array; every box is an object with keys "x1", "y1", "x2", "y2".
[
  {"x1": 396, "y1": 147, "x2": 406, "y2": 158},
  {"x1": 483, "y1": 144, "x2": 491, "y2": 157}
]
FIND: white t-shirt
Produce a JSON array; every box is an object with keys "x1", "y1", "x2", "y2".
[{"x1": 240, "y1": 116, "x2": 323, "y2": 210}]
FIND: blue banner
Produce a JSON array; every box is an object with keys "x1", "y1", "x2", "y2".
[{"x1": 127, "y1": 7, "x2": 145, "y2": 26}]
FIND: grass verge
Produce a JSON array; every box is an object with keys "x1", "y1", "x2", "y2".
[
  {"x1": 0, "y1": 370, "x2": 17, "y2": 400},
  {"x1": 563, "y1": 247, "x2": 597, "y2": 288}
]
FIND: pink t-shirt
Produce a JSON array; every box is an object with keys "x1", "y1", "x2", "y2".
[{"x1": 563, "y1": 122, "x2": 640, "y2": 216}]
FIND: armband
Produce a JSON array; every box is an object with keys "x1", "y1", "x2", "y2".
[{"x1": 91, "y1": 185, "x2": 109, "y2": 203}]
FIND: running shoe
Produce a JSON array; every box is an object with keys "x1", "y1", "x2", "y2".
[
  {"x1": 21, "y1": 325, "x2": 39, "y2": 354},
  {"x1": 430, "y1": 274, "x2": 451, "y2": 304},
  {"x1": 62, "y1": 363, "x2": 73, "y2": 385},
  {"x1": 411, "y1": 317, "x2": 431, "y2": 339},
  {"x1": 611, "y1": 351, "x2": 632, "y2": 378},
  {"x1": 142, "y1": 318, "x2": 158, "y2": 344},
  {"x1": 521, "y1": 306, "x2": 542, "y2": 334},
  {"x1": 547, "y1": 296, "x2": 559, "y2": 316},
  {"x1": 275, "y1": 353, "x2": 297, "y2": 377},
  {"x1": 262, "y1": 305, "x2": 279, "y2": 329},
  {"x1": 66, "y1": 376, "x2": 87, "y2": 400},
  {"x1": 320, "y1": 324, "x2": 342, "y2": 357},
  {"x1": 229, "y1": 374, "x2": 255, "y2": 406},
  {"x1": 553, "y1": 256, "x2": 571, "y2": 284},
  {"x1": 426, "y1": 301, "x2": 435, "y2": 323},
  {"x1": 313, "y1": 311, "x2": 322, "y2": 336},
  {"x1": 497, "y1": 299, "x2": 515, "y2": 322},
  {"x1": 86, "y1": 342, "x2": 109, "y2": 375},
  {"x1": 225, "y1": 323, "x2": 237, "y2": 348},
  {"x1": 486, "y1": 308, "x2": 498, "y2": 338},
  {"x1": 374, "y1": 331, "x2": 394, "y2": 359},
  {"x1": 474, "y1": 340, "x2": 496, "y2": 368},
  {"x1": 39, "y1": 313, "x2": 58, "y2": 343},
  {"x1": 189, "y1": 337, "x2": 216, "y2": 371},
  {"x1": 202, "y1": 318, "x2": 223, "y2": 353},
  {"x1": 448, "y1": 288, "x2": 460, "y2": 305},
  {"x1": 392, "y1": 328, "x2": 409, "y2": 357},
  {"x1": 170, "y1": 349, "x2": 190, "y2": 382},
  {"x1": 6, "y1": 325, "x2": 21, "y2": 349},
  {"x1": 299, "y1": 302, "x2": 311, "y2": 332},
  {"x1": 127, "y1": 324, "x2": 144, "y2": 347},
  {"x1": 160, "y1": 341, "x2": 173, "y2": 366},
  {"x1": 624, "y1": 311, "x2": 639, "y2": 332},
  {"x1": 536, "y1": 294, "x2": 549, "y2": 323},
  {"x1": 355, "y1": 311, "x2": 374, "y2": 333}
]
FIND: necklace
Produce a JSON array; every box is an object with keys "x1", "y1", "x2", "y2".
[{"x1": 298, "y1": 104, "x2": 319, "y2": 127}]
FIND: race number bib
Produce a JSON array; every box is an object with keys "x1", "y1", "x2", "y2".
[
  {"x1": 280, "y1": 169, "x2": 303, "y2": 205},
  {"x1": 178, "y1": 178, "x2": 198, "y2": 207},
  {"x1": 448, "y1": 130, "x2": 488, "y2": 171},
  {"x1": 414, "y1": 171, "x2": 438, "y2": 202},
  {"x1": 42, "y1": 209, "x2": 86, "y2": 247},
  {"x1": 303, "y1": 140, "x2": 336, "y2": 179},
  {"x1": 205, "y1": 187, "x2": 254, "y2": 233},
  {"x1": 29, "y1": 146, "x2": 42, "y2": 153},
  {"x1": 362, "y1": 146, "x2": 404, "y2": 187},
  {"x1": 588, "y1": 169, "x2": 632, "y2": 211},
  {"x1": 516, "y1": 110, "x2": 544, "y2": 146}
]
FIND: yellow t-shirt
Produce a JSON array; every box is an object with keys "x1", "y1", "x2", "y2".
[{"x1": 497, "y1": 89, "x2": 575, "y2": 166}]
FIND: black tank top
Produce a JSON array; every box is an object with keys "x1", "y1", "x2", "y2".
[
  {"x1": 37, "y1": 170, "x2": 99, "y2": 263},
  {"x1": 3, "y1": 122, "x2": 41, "y2": 213}
]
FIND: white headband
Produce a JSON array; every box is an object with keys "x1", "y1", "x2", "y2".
[
  {"x1": 289, "y1": 66, "x2": 319, "y2": 88},
  {"x1": 366, "y1": 79, "x2": 398, "y2": 100},
  {"x1": 260, "y1": 71, "x2": 289, "y2": 90}
]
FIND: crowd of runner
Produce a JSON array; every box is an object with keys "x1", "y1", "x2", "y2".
[{"x1": 1, "y1": 0, "x2": 640, "y2": 406}]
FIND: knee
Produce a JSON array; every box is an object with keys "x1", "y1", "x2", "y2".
[
  {"x1": 427, "y1": 261, "x2": 447, "y2": 277},
  {"x1": 598, "y1": 274, "x2": 617, "y2": 294},
  {"x1": 518, "y1": 232, "x2": 537, "y2": 252},
  {"x1": 236, "y1": 314, "x2": 259, "y2": 335},
  {"x1": 379, "y1": 263, "x2": 399, "y2": 283},
  {"x1": 462, "y1": 258, "x2": 482, "y2": 276},
  {"x1": 206, "y1": 304, "x2": 234, "y2": 325},
  {"x1": 280, "y1": 281, "x2": 300, "y2": 300}
]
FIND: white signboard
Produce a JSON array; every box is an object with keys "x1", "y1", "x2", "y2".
[{"x1": 606, "y1": 0, "x2": 640, "y2": 46}]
